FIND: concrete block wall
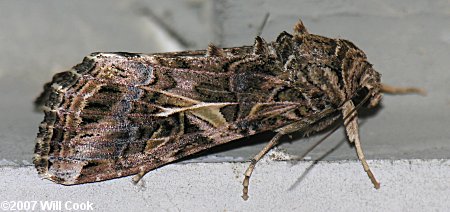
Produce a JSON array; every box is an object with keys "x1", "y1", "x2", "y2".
[{"x1": 1, "y1": 0, "x2": 449, "y2": 211}]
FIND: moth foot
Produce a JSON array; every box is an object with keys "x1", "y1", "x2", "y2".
[{"x1": 132, "y1": 171, "x2": 146, "y2": 184}]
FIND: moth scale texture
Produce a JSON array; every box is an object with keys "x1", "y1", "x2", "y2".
[{"x1": 34, "y1": 19, "x2": 422, "y2": 199}]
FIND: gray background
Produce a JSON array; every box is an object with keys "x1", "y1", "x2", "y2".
[{"x1": 0, "y1": 0, "x2": 449, "y2": 211}]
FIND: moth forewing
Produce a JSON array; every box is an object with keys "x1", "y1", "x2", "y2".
[{"x1": 34, "y1": 19, "x2": 422, "y2": 199}]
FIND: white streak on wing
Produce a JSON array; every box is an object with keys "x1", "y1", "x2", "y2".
[{"x1": 154, "y1": 102, "x2": 237, "y2": 117}]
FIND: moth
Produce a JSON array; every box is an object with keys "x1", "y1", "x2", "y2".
[{"x1": 33, "y1": 20, "x2": 423, "y2": 200}]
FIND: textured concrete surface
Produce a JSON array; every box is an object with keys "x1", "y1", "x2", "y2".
[
  {"x1": 1, "y1": 0, "x2": 449, "y2": 211},
  {"x1": 1, "y1": 160, "x2": 450, "y2": 211}
]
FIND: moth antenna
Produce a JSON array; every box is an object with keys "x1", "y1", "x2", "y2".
[
  {"x1": 256, "y1": 13, "x2": 270, "y2": 37},
  {"x1": 293, "y1": 19, "x2": 309, "y2": 35},
  {"x1": 253, "y1": 36, "x2": 269, "y2": 55},
  {"x1": 206, "y1": 43, "x2": 225, "y2": 57}
]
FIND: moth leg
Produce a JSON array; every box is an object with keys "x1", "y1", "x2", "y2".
[
  {"x1": 381, "y1": 83, "x2": 426, "y2": 95},
  {"x1": 242, "y1": 133, "x2": 283, "y2": 200},
  {"x1": 342, "y1": 100, "x2": 380, "y2": 189},
  {"x1": 132, "y1": 168, "x2": 148, "y2": 184}
]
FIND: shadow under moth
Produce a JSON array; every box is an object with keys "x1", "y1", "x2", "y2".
[{"x1": 33, "y1": 20, "x2": 424, "y2": 200}]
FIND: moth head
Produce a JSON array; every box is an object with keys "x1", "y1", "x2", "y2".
[{"x1": 359, "y1": 65, "x2": 382, "y2": 108}]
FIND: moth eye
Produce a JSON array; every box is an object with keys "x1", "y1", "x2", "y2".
[{"x1": 352, "y1": 87, "x2": 371, "y2": 107}]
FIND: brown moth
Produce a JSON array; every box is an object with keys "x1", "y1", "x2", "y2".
[{"x1": 33, "y1": 20, "x2": 423, "y2": 200}]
